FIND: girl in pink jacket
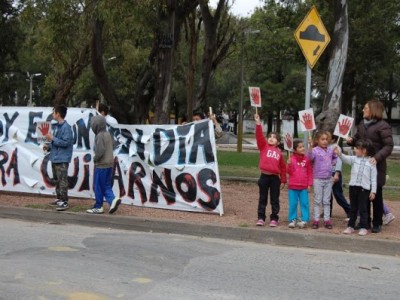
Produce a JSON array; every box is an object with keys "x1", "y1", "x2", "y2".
[{"x1": 287, "y1": 140, "x2": 313, "y2": 228}]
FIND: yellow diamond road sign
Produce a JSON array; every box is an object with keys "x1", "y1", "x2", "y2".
[{"x1": 294, "y1": 6, "x2": 330, "y2": 68}]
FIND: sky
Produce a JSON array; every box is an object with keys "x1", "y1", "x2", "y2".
[{"x1": 210, "y1": 0, "x2": 262, "y2": 17}]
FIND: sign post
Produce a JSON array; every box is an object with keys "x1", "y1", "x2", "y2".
[{"x1": 294, "y1": 5, "x2": 330, "y2": 147}]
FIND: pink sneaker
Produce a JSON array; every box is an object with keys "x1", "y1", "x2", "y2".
[
  {"x1": 269, "y1": 220, "x2": 278, "y2": 227},
  {"x1": 256, "y1": 219, "x2": 265, "y2": 226}
]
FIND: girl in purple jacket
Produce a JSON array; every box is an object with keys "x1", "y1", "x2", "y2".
[
  {"x1": 308, "y1": 131, "x2": 338, "y2": 229},
  {"x1": 287, "y1": 140, "x2": 313, "y2": 228}
]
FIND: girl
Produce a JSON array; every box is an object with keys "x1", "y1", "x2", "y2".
[
  {"x1": 335, "y1": 139, "x2": 377, "y2": 236},
  {"x1": 254, "y1": 113, "x2": 286, "y2": 227},
  {"x1": 307, "y1": 131, "x2": 337, "y2": 229},
  {"x1": 287, "y1": 140, "x2": 313, "y2": 228}
]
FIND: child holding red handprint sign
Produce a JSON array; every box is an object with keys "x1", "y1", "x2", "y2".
[{"x1": 254, "y1": 113, "x2": 286, "y2": 227}]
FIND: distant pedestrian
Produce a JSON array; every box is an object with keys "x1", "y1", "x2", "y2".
[
  {"x1": 86, "y1": 115, "x2": 121, "y2": 214},
  {"x1": 192, "y1": 111, "x2": 223, "y2": 139},
  {"x1": 307, "y1": 131, "x2": 337, "y2": 229},
  {"x1": 287, "y1": 140, "x2": 313, "y2": 229},
  {"x1": 336, "y1": 139, "x2": 377, "y2": 236},
  {"x1": 254, "y1": 113, "x2": 286, "y2": 227},
  {"x1": 98, "y1": 103, "x2": 118, "y2": 126},
  {"x1": 44, "y1": 105, "x2": 73, "y2": 211}
]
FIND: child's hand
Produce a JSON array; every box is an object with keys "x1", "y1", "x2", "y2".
[
  {"x1": 308, "y1": 136, "x2": 313, "y2": 149},
  {"x1": 346, "y1": 137, "x2": 353, "y2": 144},
  {"x1": 333, "y1": 145, "x2": 341, "y2": 155},
  {"x1": 369, "y1": 192, "x2": 375, "y2": 201},
  {"x1": 280, "y1": 183, "x2": 285, "y2": 190},
  {"x1": 307, "y1": 186, "x2": 312, "y2": 192},
  {"x1": 254, "y1": 113, "x2": 260, "y2": 125}
]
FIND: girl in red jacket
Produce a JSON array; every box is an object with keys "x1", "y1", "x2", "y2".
[
  {"x1": 254, "y1": 114, "x2": 287, "y2": 227},
  {"x1": 287, "y1": 140, "x2": 313, "y2": 228}
]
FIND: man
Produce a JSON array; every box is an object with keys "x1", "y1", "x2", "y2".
[
  {"x1": 192, "y1": 111, "x2": 223, "y2": 139},
  {"x1": 98, "y1": 103, "x2": 118, "y2": 125},
  {"x1": 44, "y1": 105, "x2": 73, "y2": 211}
]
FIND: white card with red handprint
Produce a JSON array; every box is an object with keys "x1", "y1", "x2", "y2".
[
  {"x1": 36, "y1": 121, "x2": 51, "y2": 143},
  {"x1": 249, "y1": 87, "x2": 261, "y2": 107},
  {"x1": 283, "y1": 131, "x2": 294, "y2": 152},
  {"x1": 334, "y1": 114, "x2": 354, "y2": 138},
  {"x1": 298, "y1": 108, "x2": 316, "y2": 131}
]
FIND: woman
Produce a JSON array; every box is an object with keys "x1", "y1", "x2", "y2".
[{"x1": 346, "y1": 99, "x2": 394, "y2": 233}]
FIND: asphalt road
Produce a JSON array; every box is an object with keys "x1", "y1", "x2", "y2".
[{"x1": 1, "y1": 219, "x2": 399, "y2": 300}]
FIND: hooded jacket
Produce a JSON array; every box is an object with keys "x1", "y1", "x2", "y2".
[
  {"x1": 287, "y1": 152, "x2": 313, "y2": 190},
  {"x1": 255, "y1": 124, "x2": 287, "y2": 183},
  {"x1": 90, "y1": 115, "x2": 114, "y2": 168}
]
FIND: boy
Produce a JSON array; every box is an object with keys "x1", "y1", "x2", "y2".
[
  {"x1": 44, "y1": 105, "x2": 73, "y2": 211},
  {"x1": 87, "y1": 115, "x2": 121, "y2": 214}
]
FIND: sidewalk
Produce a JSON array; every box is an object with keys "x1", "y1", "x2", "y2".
[{"x1": 0, "y1": 201, "x2": 399, "y2": 257}]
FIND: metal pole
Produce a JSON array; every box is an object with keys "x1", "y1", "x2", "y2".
[
  {"x1": 304, "y1": 63, "x2": 312, "y2": 149},
  {"x1": 28, "y1": 75, "x2": 33, "y2": 107},
  {"x1": 237, "y1": 31, "x2": 245, "y2": 153}
]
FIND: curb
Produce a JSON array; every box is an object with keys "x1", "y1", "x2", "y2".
[{"x1": 1, "y1": 206, "x2": 399, "y2": 257}]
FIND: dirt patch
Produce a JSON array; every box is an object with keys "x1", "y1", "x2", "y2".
[{"x1": 1, "y1": 180, "x2": 399, "y2": 241}]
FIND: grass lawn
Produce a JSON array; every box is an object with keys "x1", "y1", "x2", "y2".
[{"x1": 217, "y1": 150, "x2": 400, "y2": 200}]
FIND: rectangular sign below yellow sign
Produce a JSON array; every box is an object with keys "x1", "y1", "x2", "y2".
[{"x1": 294, "y1": 5, "x2": 330, "y2": 68}]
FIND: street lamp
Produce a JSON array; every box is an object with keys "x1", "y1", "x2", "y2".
[
  {"x1": 237, "y1": 29, "x2": 260, "y2": 152},
  {"x1": 27, "y1": 72, "x2": 42, "y2": 106}
]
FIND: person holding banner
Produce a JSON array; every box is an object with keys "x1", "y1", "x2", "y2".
[
  {"x1": 346, "y1": 99, "x2": 394, "y2": 233},
  {"x1": 44, "y1": 105, "x2": 73, "y2": 211},
  {"x1": 254, "y1": 113, "x2": 286, "y2": 227},
  {"x1": 192, "y1": 111, "x2": 223, "y2": 139},
  {"x1": 86, "y1": 115, "x2": 121, "y2": 214},
  {"x1": 98, "y1": 103, "x2": 118, "y2": 126}
]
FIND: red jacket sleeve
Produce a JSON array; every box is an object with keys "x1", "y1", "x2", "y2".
[{"x1": 255, "y1": 124, "x2": 266, "y2": 150}]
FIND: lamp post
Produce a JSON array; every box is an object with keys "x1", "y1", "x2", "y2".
[
  {"x1": 237, "y1": 29, "x2": 260, "y2": 152},
  {"x1": 27, "y1": 72, "x2": 42, "y2": 106}
]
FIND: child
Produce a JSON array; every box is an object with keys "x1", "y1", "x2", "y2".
[
  {"x1": 254, "y1": 113, "x2": 286, "y2": 227},
  {"x1": 87, "y1": 115, "x2": 121, "y2": 214},
  {"x1": 287, "y1": 140, "x2": 313, "y2": 228},
  {"x1": 44, "y1": 105, "x2": 73, "y2": 211},
  {"x1": 335, "y1": 139, "x2": 377, "y2": 236},
  {"x1": 307, "y1": 131, "x2": 337, "y2": 229}
]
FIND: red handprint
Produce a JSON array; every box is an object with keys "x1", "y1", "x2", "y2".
[
  {"x1": 301, "y1": 113, "x2": 314, "y2": 130},
  {"x1": 284, "y1": 133, "x2": 293, "y2": 149},
  {"x1": 251, "y1": 88, "x2": 260, "y2": 105},
  {"x1": 38, "y1": 122, "x2": 50, "y2": 136},
  {"x1": 338, "y1": 118, "x2": 352, "y2": 135}
]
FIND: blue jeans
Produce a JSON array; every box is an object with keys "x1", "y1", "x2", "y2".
[
  {"x1": 93, "y1": 167, "x2": 116, "y2": 209},
  {"x1": 288, "y1": 189, "x2": 310, "y2": 222},
  {"x1": 331, "y1": 172, "x2": 351, "y2": 217}
]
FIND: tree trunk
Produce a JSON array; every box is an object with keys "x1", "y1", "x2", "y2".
[
  {"x1": 53, "y1": 45, "x2": 91, "y2": 106},
  {"x1": 315, "y1": 0, "x2": 348, "y2": 133},
  {"x1": 91, "y1": 17, "x2": 123, "y2": 122},
  {"x1": 194, "y1": 0, "x2": 234, "y2": 111}
]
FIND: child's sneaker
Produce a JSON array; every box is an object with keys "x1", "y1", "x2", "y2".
[
  {"x1": 312, "y1": 221, "x2": 319, "y2": 229},
  {"x1": 324, "y1": 220, "x2": 333, "y2": 229},
  {"x1": 288, "y1": 219, "x2": 297, "y2": 228},
  {"x1": 269, "y1": 220, "x2": 278, "y2": 227},
  {"x1": 342, "y1": 227, "x2": 354, "y2": 234},
  {"x1": 297, "y1": 221, "x2": 307, "y2": 229},
  {"x1": 256, "y1": 219, "x2": 265, "y2": 226},
  {"x1": 383, "y1": 213, "x2": 395, "y2": 225},
  {"x1": 358, "y1": 228, "x2": 368, "y2": 236}
]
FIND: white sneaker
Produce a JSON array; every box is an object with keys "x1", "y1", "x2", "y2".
[
  {"x1": 383, "y1": 213, "x2": 395, "y2": 225},
  {"x1": 297, "y1": 221, "x2": 307, "y2": 229},
  {"x1": 358, "y1": 228, "x2": 368, "y2": 236},
  {"x1": 342, "y1": 227, "x2": 354, "y2": 234},
  {"x1": 288, "y1": 219, "x2": 297, "y2": 228},
  {"x1": 86, "y1": 207, "x2": 104, "y2": 214},
  {"x1": 109, "y1": 197, "x2": 121, "y2": 214}
]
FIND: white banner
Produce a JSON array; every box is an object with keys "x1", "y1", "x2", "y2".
[{"x1": 0, "y1": 107, "x2": 223, "y2": 215}]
